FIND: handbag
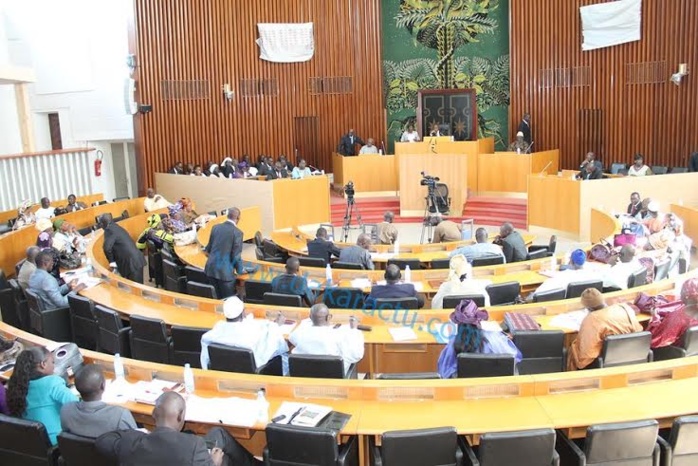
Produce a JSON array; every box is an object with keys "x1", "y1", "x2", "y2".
[
  {"x1": 588, "y1": 239, "x2": 616, "y2": 264},
  {"x1": 614, "y1": 228, "x2": 637, "y2": 247},
  {"x1": 59, "y1": 250, "x2": 82, "y2": 270}
]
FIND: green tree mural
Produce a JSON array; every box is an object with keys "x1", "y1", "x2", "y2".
[{"x1": 382, "y1": 0, "x2": 509, "y2": 150}]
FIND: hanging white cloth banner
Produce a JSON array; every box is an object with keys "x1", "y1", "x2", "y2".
[
  {"x1": 256, "y1": 23, "x2": 315, "y2": 63},
  {"x1": 580, "y1": 0, "x2": 642, "y2": 51}
]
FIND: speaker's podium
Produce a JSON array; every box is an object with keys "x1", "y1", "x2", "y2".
[{"x1": 395, "y1": 138, "x2": 494, "y2": 216}]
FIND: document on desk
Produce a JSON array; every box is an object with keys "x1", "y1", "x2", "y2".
[
  {"x1": 272, "y1": 401, "x2": 333, "y2": 427},
  {"x1": 548, "y1": 309, "x2": 589, "y2": 331},
  {"x1": 370, "y1": 252, "x2": 395, "y2": 261},
  {"x1": 186, "y1": 395, "x2": 258, "y2": 427},
  {"x1": 350, "y1": 278, "x2": 372, "y2": 289},
  {"x1": 389, "y1": 326, "x2": 418, "y2": 342},
  {"x1": 131, "y1": 380, "x2": 184, "y2": 405}
]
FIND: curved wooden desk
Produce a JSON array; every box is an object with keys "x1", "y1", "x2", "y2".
[
  {"x1": 0, "y1": 193, "x2": 104, "y2": 224},
  {"x1": 3, "y1": 322, "x2": 698, "y2": 463}
]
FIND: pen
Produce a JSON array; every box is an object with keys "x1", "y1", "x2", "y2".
[{"x1": 287, "y1": 407, "x2": 304, "y2": 425}]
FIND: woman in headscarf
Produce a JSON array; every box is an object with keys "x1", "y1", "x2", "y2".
[
  {"x1": 52, "y1": 218, "x2": 85, "y2": 254},
  {"x1": 167, "y1": 204, "x2": 188, "y2": 233},
  {"x1": 436, "y1": 299, "x2": 522, "y2": 378},
  {"x1": 208, "y1": 163, "x2": 223, "y2": 178},
  {"x1": 178, "y1": 198, "x2": 199, "y2": 225},
  {"x1": 647, "y1": 278, "x2": 698, "y2": 349},
  {"x1": 221, "y1": 157, "x2": 236, "y2": 178},
  {"x1": 431, "y1": 254, "x2": 492, "y2": 308}
]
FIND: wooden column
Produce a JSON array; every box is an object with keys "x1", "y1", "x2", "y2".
[{"x1": 14, "y1": 83, "x2": 35, "y2": 153}]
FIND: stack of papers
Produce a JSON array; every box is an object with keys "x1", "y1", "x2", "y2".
[
  {"x1": 186, "y1": 395, "x2": 259, "y2": 427},
  {"x1": 548, "y1": 310, "x2": 589, "y2": 331},
  {"x1": 350, "y1": 278, "x2": 372, "y2": 288},
  {"x1": 370, "y1": 252, "x2": 395, "y2": 260},
  {"x1": 389, "y1": 327, "x2": 418, "y2": 341},
  {"x1": 131, "y1": 380, "x2": 184, "y2": 405}
]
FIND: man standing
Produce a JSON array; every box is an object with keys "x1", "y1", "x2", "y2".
[
  {"x1": 204, "y1": 207, "x2": 244, "y2": 299},
  {"x1": 495, "y1": 222, "x2": 527, "y2": 263},
  {"x1": 289, "y1": 304, "x2": 364, "y2": 376},
  {"x1": 432, "y1": 215, "x2": 462, "y2": 243},
  {"x1": 101, "y1": 213, "x2": 147, "y2": 284},
  {"x1": 306, "y1": 227, "x2": 341, "y2": 264},
  {"x1": 375, "y1": 211, "x2": 398, "y2": 245},
  {"x1": 368, "y1": 264, "x2": 425, "y2": 308},
  {"x1": 567, "y1": 288, "x2": 643, "y2": 370},
  {"x1": 338, "y1": 129, "x2": 364, "y2": 156},
  {"x1": 61, "y1": 364, "x2": 137, "y2": 438},
  {"x1": 338, "y1": 233, "x2": 374, "y2": 270},
  {"x1": 28, "y1": 250, "x2": 86, "y2": 309},
  {"x1": 199, "y1": 297, "x2": 288, "y2": 371},
  {"x1": 517, "y1": 112, "x2": 532, "y2": 145},
  {"x1": 449, "y1": 227, "x2": 506, "y2": 263},
  {"x1": 271, "y1": 257, "x2": 316, "y2": 306},
  {"x1": 96, "y1": 391, "x2": 259, "y2": 466},
  {"x1": 359, "y1": 138, "x2": 379, "y2": 155}
]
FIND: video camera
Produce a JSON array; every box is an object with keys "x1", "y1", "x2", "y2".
[
  {"x1": 419, "y1": 171, "x2": 440, "y2": 189},
  {"x1": 344, "y1": 181, "x2": 355, "y2": 199}
]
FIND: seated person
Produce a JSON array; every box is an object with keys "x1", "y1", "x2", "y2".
[
  {"x1": 17, "y1": 246, "x2": 40, "y2": 291},
  {"x1": 429, "y1": 122, "x2": 442, "y2": 137},
  {"x1": 200, "y1": 297, "x2": 288, "y2": 370},
  {"x1": 97, "y1": 391, "x2": 259, "y2": 466},
  {"x1": 400, "y1": 124, "x2": 420, "y2": 142},
  {"x1": 603, "y1": 245, "x2": 643, "y2": 290},
  {"x1": 494, "y1": 222, "x2": 527, "y2": 263},
  {"x1": 143, "y1": 188, "x2": 170, "y2": 212},
  {"x1": 6, "y1": 347, "x2": 78, "y2": 444},
  {"x1": 432, "y1": 215, "x2": 462, "y2": 243},
  {"x1": 567, "y1": 288, "x2": 643, "y2": 370},
  {"x1": 531, "y1": 249, "x2": 597, "y2": 299},
  {"x1": 359, "y1": 138, "x2": 379, "y2": 154},
  {"x1": 627, "y1": 192, "x2": 642, "y2": 218},
  {"x1": 289, "y1": 304, "x2": 364, "y2": 376},
  {"x1": 52, "y1": 218, "x2": 85, "y2": 255},
  {"x1": 35, "y1": 197, "x2": 55, "y2": 220},
  {"x1": 437, "y1": 300, "x2": 522, "y2": 378},
  {"x1": 60, "y1": 364, "x2": 137, "y2": 438},
  {"x1": 577, "y1": 161, "x2": 603, "y2": 180},
  {"x1": 221, "y1": 157, "x2": 237, "y2": 178},
  {"x1": 168, "y1": 161, "x2": 184, "y2": 175},
  {"x1": 449, "y1": 227, "x2": 505, "y2": 263},
  {"x1": 28, "y1": 250, "x2": 86, "y2": 309},
  {"x1": 367, "y1": 264, "x2": 425, "y2": 308},
  {"x1": 64, "y1": 194, "x2": 87, "y2": 212},
  {"x1": 306, "y1": 227, "x2": 341, "y2": 263},
  {"x1": 179, "y1": 198, "x2": 200, "y2": 225},
  {"x1": 338, "y1": 233, "x2": 374, "y2": 270},
  {"x1": 191, "y1": 164, "x2": 204, "y2": 176},
  {"x1": 278, "y1": 154, "x2": 294, "y2": 172},
  {"x1": 270, "y1": 257, "x2": 316, "y2": 306},
  {"x1": 374, "y1": 211, "x2": 398, "y2": 245},
  {"x1": 291, "y1": 159, "x2": 312, "y2": 179},
  {"x1": 627, "y1": 153, "x2": 652, "y2": 176},
  {"x1": 266, "y1": 161, "x2": 289, "y2": 180},
  {"x1": 136, "y1": 214, "x2": 174, "y2": 250},
  {"x1": 431, "y1": 255, "x2": 492, "y2": 309},
  {"x1": 256, "y1": 155, "x2": 273, "y2": 177},
  {"x1": 578, "y1": 151, "x2": 603, "y2": 172},
  {"x1": 15, "y1": 199, "x2": 36, "y2": 229},
  {"x1": 647, "y1": 278, "x2": 698, "y2": 349},
  {"x1": 508, "y1": 131, "x2": 530, "y2": 153}
]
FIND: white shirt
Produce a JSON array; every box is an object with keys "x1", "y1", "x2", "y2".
[
  {"x1": 533, "y1": 267, "x2": 603, "y2": 296},
  {"x1": 144, "y1": 195, "x2": 170, "y2": 212},
  {"x1": 359, "y1": 145, "x2": 378, "y2": 155},
  {"x1": 289, "y1": 321, "x2": 365, "y2": 375},
  {"x1": 200, "y1": 317, "x2": 288, "y2": 370},
  {"x1": 431, "y1": 278, "x2": 492, "y2": 309},
  {"x1": 35, "y1": 207, "x2": 55, "y2": 220},
  {"x1": 603, "y1": 259, "x2": 643, "y2": 290},
  {"x1": 400, "y1": 131, "x2": 420, "y2": 142},
  {"x1": 628, "y1": 165, "x2": 650, "y2": 176}
]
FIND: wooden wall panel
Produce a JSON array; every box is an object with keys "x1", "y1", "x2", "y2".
[
  {"x1": 510, "y1": 0, "x2": 698, "y2": 171},
  {"x1": 129, "y1": 0, "x2": 385, "y2": 193}
]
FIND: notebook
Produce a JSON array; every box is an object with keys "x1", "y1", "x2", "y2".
[
  {"x1": 272, "y1": 402, "x2": 333, "y2": 427},
  {"x1": 503, "y1": 312, "x2": 541, "y2": 332}
]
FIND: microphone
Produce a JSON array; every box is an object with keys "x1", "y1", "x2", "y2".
[
  {"x1": 526, "y1": 141, "x2": 534, "y2": 154},
  {"x1": 538, "y1": 161, "x2": 552, "y2": 177},
  {"x1": 380, "y1": 140, "x2": 385, "y2": 155}
]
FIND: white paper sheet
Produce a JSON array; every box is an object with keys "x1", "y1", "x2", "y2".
[{"x1": 389, "y1": 327, "x2": 418, "y2": 342}]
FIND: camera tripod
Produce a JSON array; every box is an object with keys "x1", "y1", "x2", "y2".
[
  {"x1": 420, "y1": 185, "x2": 450, "y2": 244},
  {"x1": 341, "y1": 195, "x2": 363, "y2": 242}
]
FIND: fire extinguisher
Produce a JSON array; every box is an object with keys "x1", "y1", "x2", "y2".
[{"x1": 94, "y1": 150, "x2": 103, "y2": 177}]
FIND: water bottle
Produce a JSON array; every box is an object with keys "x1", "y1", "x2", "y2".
[
  {"x1": 404, "y1": 265, "x2": 412, "y2": 283},
  {"x1": 113, "y1": 353, "x2": 125, "y2": 379},
  {"x1": 325, "y1": 264, "x2": 333, "y2": 286},
  {"x1": 183, "y1": 363, "x2": 195, "y2": 394},
  {"x1": 517, "y1": 147, "x2": 521, "y2": 155},
  {"x1": 256, "y1": 389, "x2": 269, "y2": 424},
  {"x1": 393, "y1": 241, "x2": 399, "y2": 255},
  {"x1": 86, "y1": 258, "x2": 94, "y2": 277},
  {"x1": 549, "y1": 255, "x2": 556, "y2": 272}
]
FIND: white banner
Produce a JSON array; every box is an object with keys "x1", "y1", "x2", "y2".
[
  {"x1": 580, "y1": 0, "x2": 642, "y2": 51},
  {"x1": 256, "y1": 22, "x2": 315, "y2": 63}
]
